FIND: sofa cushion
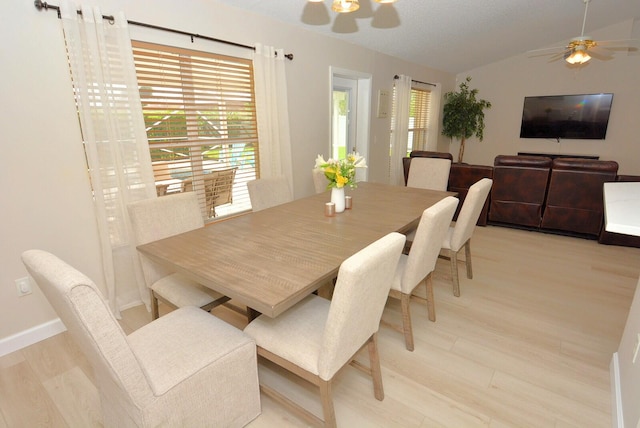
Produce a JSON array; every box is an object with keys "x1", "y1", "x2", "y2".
[
  {"x1": 488, "y1": 155, "x2": 552, "y2": 228},
  {"x1": 541, "y1": 158, "x2": 618, "y2": 236}
]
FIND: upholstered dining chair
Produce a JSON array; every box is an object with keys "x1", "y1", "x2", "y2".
[
  {"x1": 441, "y1": 178, "x2": 493, "y2": 297},
  {"x1": 244, "y1": 232, "x2": 406, "y2": 428},
  {"x1": 389, "y1": 196, "x2": 458, "y2": 351},
  {"x1": 246, "y1": 175, "x2": 293, "y2": 211},
  {"x1": 127, "y1": 192, "x2": 229, "y2": 319},
  {"x1": 312, "y1": 168, "x2": 328, "y2": 193},
  {"x1": 406, "y1": 157, "x2": 452, "y2": 191},
  {"x1": 21, "y1": 249, "x2": 261, "y2": 427}
]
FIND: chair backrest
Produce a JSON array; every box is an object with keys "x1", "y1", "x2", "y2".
[
  {"x1": 21, "y1": 250, "x2": 152, "y2": 418},
  {"x1": 207, "y1": 167, "x2": 237, "y2": 209},
  {"x1": 401, "y1": 197, "x2": 459, "y2": 293},
  {"x1": 312, "y1": 168, "x2": 328, "y2": 194},
  {"x1": 318, "y1": 232, "x2": 405, "y2": 380},
  {"x1": 449, "y1": 178, "x2": 493, "y2": 251},
  {"x1": 407, "y1": 157, "x2": 452, "y2": 191},
  {"x1": 127, "y1": 192, "x2": 204, "y2": 286},
  {"x1": 247, "y1": 176, "x2": 293, "y2": 212}
]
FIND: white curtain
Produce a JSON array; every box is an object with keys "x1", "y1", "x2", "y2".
[
  {"x1": 253, "y1": 44, "x2": 293, "y2": 188},
  {"x1": 389, "y1": 74, "x2": 411, "y2": 185},
  {"x1": 61, "y1": 2, "x2": 155, "y2": 316},
  {"x1": 426, "y1": 83, "x2": 442, "y2": 151}
]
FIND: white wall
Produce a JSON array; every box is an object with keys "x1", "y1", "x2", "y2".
[
  {"x1": 0, "y1": 0, "x2": 453, "y2": 349},
  {"x1": 452, "y1": 20, "x2": 640, "y2": 175}
]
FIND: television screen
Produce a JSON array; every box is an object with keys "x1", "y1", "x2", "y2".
[{"x1": 519, "y1": 93, "x2": 613, "y2": 140}]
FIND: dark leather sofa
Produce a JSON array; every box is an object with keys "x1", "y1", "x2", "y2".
[
  {"x1": 404, "y1": 151, "x2": 633, "y2": 245},
  {"x1": 541, "y1": 158, "x2": 618, "y2": 236},
  {"x1": 488, "y1": 155, "x2": 553, "y2": 228}
]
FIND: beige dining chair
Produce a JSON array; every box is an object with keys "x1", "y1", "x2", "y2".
[
  {"x1": 441, "y1": 178, "x2": 493, "y2": 297},
  {"x1": 407, "y1": 157, "x2": 452, "y2": 191},
  {"x1": 127, "y1": 192, "x2": 229, "y2": 319},
  {"x1": 388, "y1": 196, "x2": 458, "y2": 351},
  {"x1": 246, "y1": 175, "x2": 293, "y2": 211},
  {"x1": 21, "y1": 249, "x2": 261, "y2": 427},
  {"x1": 244, "y1": 232, "x2": 406, "y2": 428},
  {"x1": 313, "y1": 168, "x2": 328, "y2": 193}
]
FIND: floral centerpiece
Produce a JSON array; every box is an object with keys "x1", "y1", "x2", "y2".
[
  {"x1": 315, "y1": 152, "x2": 367, "y2": 213},
  {"x1": 314, "y1": 152, "x2": 367, "y2": 189}
]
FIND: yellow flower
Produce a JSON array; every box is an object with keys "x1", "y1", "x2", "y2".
[
  {"x1": 335, "y1": 173, "x2": 349, "y2": 188},
  {"x1": 314, "y1": 152, "x2": 367, "y2": 189}
]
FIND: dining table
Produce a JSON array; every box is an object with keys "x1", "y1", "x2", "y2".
[
  {"x1": 137, "y1": 181, "x2": 455, "y2": 318},
  {"x1": 603, "y1": 181, "x2": 640, "y2": 237}
]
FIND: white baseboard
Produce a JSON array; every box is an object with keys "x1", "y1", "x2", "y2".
[
  {"x1": 0, "y1": 319, "x2": 67, "y2": 358},
  {"x1": 610, "y1": 352, "x2": 624, "y2": 428}
]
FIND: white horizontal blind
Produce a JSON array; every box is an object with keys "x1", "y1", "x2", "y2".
[
  {"x1": 408, "y1": 87, "x2": 432, "y2": 155},
  {"x1": 131, "y1": 41, "x2": 258, "y2": 220}
]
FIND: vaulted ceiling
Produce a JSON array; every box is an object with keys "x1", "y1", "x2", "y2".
[{"x1": 215, "y1": 0, "x2": 640, "y2": 74}]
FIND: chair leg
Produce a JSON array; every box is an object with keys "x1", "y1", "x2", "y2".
[
  {"x1": 450, "y1": 250, "x2": 461, "y2": 297},
  {"x1": 319, "y1": 379, "x2": 337, "y2": 428},
  {"x1": 424, "y1": 274, "x2": 435, "y2": 322},
  {"x1": 150, "y1": 290, "x2": 159, "y2": 320},
  {"x1": 400, "y1": 293, "x2": 414, "y2": 351},
  {"x1": 464, "y1": 240, "x2": 473, "y2": 279},
  {"x1": 367, "y1": 333, "x2": 384, "y2": 401}
]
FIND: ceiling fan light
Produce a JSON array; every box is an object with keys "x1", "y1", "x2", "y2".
[
  {"x1": 332, "y1": 0, "x2": 360, "y2": 13},
  {"x1": 375, "y1": 0, "x2": 398, "y2": 3},
  {"x1": 307, "y1": 0, "x2": 324, "y2": 2},
  {"x1": 565, "y1": 47, "x2": 591, "y2": 64}
]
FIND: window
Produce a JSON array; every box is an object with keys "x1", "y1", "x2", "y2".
[
  {"x1": 132, "y1": 41, "x2": 258, "y2": 220},
  {"x1": 407, "y1": 87, "x2": 432, "y2": 156}
]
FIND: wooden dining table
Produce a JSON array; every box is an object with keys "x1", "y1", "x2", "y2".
[{"x1": 137, "y1": 182, "x2": 455, "y2": 318}]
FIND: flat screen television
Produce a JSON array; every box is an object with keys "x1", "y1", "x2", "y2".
[{"x1": 519, "y1": 93, "x2": 613, "y2": 140}]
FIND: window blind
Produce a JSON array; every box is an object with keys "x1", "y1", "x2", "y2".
[
  {"x1": 132, "y1": 41, "x2": 258, "y2": 220},
  {"x1": 408, "y1": 87, "x2": 432, "y2": 155}
]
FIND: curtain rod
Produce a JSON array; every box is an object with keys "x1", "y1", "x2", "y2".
[
  {"x1": 34, "y1": 0, "x2": 294, "y2": 61},
  {"x1": 394, "y1": 75, "x2": 435, "y2": 87}
]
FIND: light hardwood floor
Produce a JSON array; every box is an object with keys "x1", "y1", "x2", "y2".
[{"x1": 1, "y1": 225, "x2": 639, "y2": 427}]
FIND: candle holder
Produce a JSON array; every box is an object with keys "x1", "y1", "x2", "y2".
[
  {"x1": 345, "y1": 196, "x2": 352, "y2": 209},
  {"x1": 325, "y1": 202, "x2": 336, "y2": 217}
]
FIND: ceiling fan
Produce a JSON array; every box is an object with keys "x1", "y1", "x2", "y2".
[{"x1": 529, "y1": 0, "x2": 638, "y2": 65}]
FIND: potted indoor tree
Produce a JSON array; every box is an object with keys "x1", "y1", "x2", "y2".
[{"x1": 442, "y1": 76, "x2": 492, "y2": 163}]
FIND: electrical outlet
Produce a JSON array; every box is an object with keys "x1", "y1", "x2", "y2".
[
  {"x1": 633, "y1": 334, "x2": 640, "y2": 365},
  {"x1": 15, "y1": 277, "x2": 32, "y2": 296}
]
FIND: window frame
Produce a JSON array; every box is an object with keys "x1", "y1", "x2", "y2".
[{"x1": 131, "y1": 40, "x2": 259, "y2": 220}]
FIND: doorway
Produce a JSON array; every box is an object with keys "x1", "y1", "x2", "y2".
[{"x1": 329, "y1": 67, "x2": 371, "y2": 182}]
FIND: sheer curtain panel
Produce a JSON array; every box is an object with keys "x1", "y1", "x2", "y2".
[
  {"x1": 61, "y1": 1, "x2": 155, "y2": 315},
  {"x1": 253, "y1": 44, "x2": 293, "y2": 188},
  {"x1": 389, "y1": 75, "x2": 411, "y2": 185}
]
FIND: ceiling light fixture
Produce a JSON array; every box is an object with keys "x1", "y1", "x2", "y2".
[
  {"x1": 311, "y1": 0, "x2": 398, "y2": 14},
  {"x1": 332, "y1": 0, "x2": 359, "y2": 13},
  {"x1": 565, "y1": 45, "x2": 591, "y2": 64}
]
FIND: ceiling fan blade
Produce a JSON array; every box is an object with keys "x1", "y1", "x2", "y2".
[
  {"x1": 589, "y1": 45, "x2": 614, "y2": 59},
  {"x1": 595, "y1": 38, "x2": 639, "y2": 48},
  {"x1": 547, "y1": 49, "x2": 572, "y2": 62},
  {"x1": 527, "y1": 45, "x2": 567, "y2": 55}
]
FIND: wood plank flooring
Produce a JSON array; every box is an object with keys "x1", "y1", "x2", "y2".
[{"x1": 1, "y1": 225, "x2": 639, "y2": 427}]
